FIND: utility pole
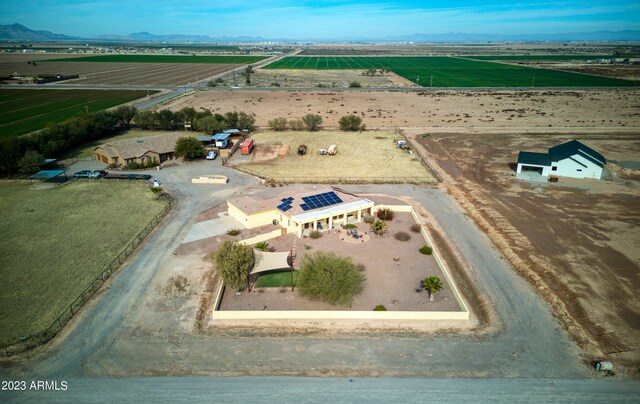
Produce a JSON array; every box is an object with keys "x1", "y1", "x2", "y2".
[
  {"x1": 532, "y1": 76, "x2": 535, "y2": 88},
  {"x1": 430, "y1": 74, "x2": 433, "y2": 87}
]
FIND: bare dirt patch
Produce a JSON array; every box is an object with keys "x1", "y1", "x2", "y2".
[
  {"x1": 165, "y1": 89, "x2": 640, "y2": 130},
  {"x1": 413, "y1": 132, "x2": 640, "y2": 371},
  {"x1": 237, "y1": 68, "x2": 416, "y2": 88}
]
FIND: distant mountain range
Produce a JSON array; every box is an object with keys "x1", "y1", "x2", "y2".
[{"x1": 1, "y1": 23, "x2": 639, "y2": 43}]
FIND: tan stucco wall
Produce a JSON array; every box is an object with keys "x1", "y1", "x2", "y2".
[{"x1": 228, "y1": 202, "x2": 278, "y2": 229}]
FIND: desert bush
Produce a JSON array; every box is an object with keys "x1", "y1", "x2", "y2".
[
  {"x1": 297, "y1": 251, "x2": 365, "y2": 306},
  {"x1": 419, "y1": 245, "x2": 433, "y2": 255},
  {"x1": 373, "y1": 305, "x2": 387, "y2": 311},
  {"x1": 342, "y1": 224, "x2": 357, "y2": 229},
  {"x1": 164, "y1": 275, "x2": 189, "y2": 297},
  {"x1": 339, "y1": 114, "x2": 364, "y2": 131},
  {"x1": 271, "y1": 82, "x2": 280, "y2": 87},
  {"x1": 304, "y1": 244, "x2": 312, "y2": 250},
  {"x1": 226, "y1": 228, "x2": 241, "y2": 236},
  {"x1": 394, "y1": 231, "x2": 411, "y2": 241},
  {"x1": 363, "y1": 214, "x2": 375, "y2": 224},
  {"x1": 410, "y1": 223, "x2": 421, "y2": 233},
  {"x1": 289, "y1": 119, "x2": 305, "y2": 131},
  {"x1": 268, "y1": 117, "x2": 288, "y2": 131},
  {"x1": 349, "y1": 81, "x2": 362, "y2": 88},
  {"x1": 377, "y1": 208, "x2": 394, "y2": 221},
  {"x1": 371, "y1": 220, "x2": 388, "y2": 235},
  {"x1": 302, "y1": 114, "x2": 322, "y2": 131},
  {"x1": 211, "y1": 241, "x2": 254, "y2": 291},
  {"x1": 255, "y1": 241, "x2": 269, "y2": 251},
  {"x1": 309, "y1": 230, "x2": 322, "y2": 239}
]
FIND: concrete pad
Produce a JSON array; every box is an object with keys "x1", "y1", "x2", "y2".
[{"x1": 182, "y1": 214, "x2": 245, "y2": 244}]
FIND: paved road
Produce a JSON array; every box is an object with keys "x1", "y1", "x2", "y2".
[{"x1": 1, "y1": 162, "x2": 638, "y2": 400}]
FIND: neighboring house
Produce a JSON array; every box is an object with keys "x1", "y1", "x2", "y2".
[
  {"x1": 94, "y1": 133, "x2": 185, "y2": 167},
  {"x1": 516, "y1": 139, "x2": 606, "y2": 180},
  {"x1": 228, "y1": 188, "x2": 375, "y2": 237}
]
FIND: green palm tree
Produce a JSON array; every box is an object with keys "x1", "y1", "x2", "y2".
[
  {"x1": 422, "y1": 276, "x2": 443, "y2": 301},
  {"x1": 255, "y1": 241, "x2": 269, "y2": 252},
  {"x1": 371, "y1": 220, "x2": 388, "y2": 235}
]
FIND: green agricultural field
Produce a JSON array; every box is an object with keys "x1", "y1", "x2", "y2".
[
  {"x1": 463, "y1": 55, "x2": 617, "y2": 61},
  {"x1": 48, "y1": 55, "x2": 268, "y2": 64},
  {"x1": 0, "y1": 89, "x2": 154, "y2": 138},
  {"x1": 263, "y1": 56, "x2": 635, "y2": 87},
  {"x1": 0, "y1": 181, "x2": 168, "y2": 346}
]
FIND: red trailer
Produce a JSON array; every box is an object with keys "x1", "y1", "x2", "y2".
[{"x1": 241, "y1": 138, "x2": 254, "y2": 155}]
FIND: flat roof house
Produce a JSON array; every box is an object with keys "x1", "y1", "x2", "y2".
[
  {"x1": 94, "y1": 133, "x2": 185, "y2": 167},
  {"x1": 227, "y1": 188, "x2": 375, "y2": 237},
  {"x1": 516, "y1": 139, "x2": 606, "y2": 180}
]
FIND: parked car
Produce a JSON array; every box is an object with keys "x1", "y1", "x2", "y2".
[
  {"x1": 90, "y1": 170, "x2": 108, "y2": 179},
  {"x1": 73, "y1": 170, "x2": 92, "y2": 179},
  {"x1": 206, "y1": 150, "x2": 217, "y2": 160},
  {"x1": 319, "y1": 148, "x2": 327, "y2": 155}
]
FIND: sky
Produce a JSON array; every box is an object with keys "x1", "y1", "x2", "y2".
[{"x1": 3, "y1": 1, "x2": 640, "y2": 40}]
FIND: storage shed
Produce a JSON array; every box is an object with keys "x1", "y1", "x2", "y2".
[{"x1": 212, "y1": 133, "x2": 231, "y2": 148}]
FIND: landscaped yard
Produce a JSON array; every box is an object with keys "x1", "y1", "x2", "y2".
[
  {"x1": 0, "y1": 181, "x2": 168, "y2": 346},
  {"x1": 234, "y1": 131, "x2": 436, "y2": 184},
  {"x1": 254, "y1": 270, "x2": 299, "y2": 288}
]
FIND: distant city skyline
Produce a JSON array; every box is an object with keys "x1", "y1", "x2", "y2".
[{"x1": 3, "y1": 1, "x2": 640, "y2": 40}]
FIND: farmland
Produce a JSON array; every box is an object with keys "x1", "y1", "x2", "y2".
[
  {"x1": 263, "y1": 56, "x2": 635, "y2": 87},
  {"x1": 0, "y1": 88, "x2": 154, "y2": 137},
  {"x1": 0, "y1": 181, "x2": 168, "y2": 346},
  {"x1": 48, "y1": 55, "x2": 268, "y2": 64},
  {"x1": 464, "y1": 55, "x2": 618, "y2": 61}
]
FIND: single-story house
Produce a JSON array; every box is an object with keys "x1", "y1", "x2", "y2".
[
  {"x1": 227, "y1": 188, "x2": 375, "y2": 237},
  {"x1": 516, "y1": 140, "x2": 606, "y2": 180},
  {"x1": 212, "y1": 133, "x2": 230, "y2": 148},
  {"x1": 94, "y1": 133, "x2": 185, "y2": 167}
]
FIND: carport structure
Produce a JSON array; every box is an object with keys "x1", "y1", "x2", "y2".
[{"x1": 30, "y1": 169, "x2": 67, "y2": 186}]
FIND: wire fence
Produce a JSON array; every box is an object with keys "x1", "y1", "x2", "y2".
[
  {"x1": 1, "y1": 198, "x2": 173, "y2": 357},
  {"x1": 232, "y1": 164, "x2": 437, "y2": 185}
]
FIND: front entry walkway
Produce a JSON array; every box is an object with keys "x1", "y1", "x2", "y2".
[{"x1": 182, "y1": 213, "x2": 245, "y2": 243}]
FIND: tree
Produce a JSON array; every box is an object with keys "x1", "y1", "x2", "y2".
[
  {"x1": 174, "y1": 137, "x2": 204, "y2": 160},
  {"x1": 224, "y1": 111, "x2": 239, "y2": 129},
  {"x1": 157, "y1": 109, "x2": 178, "y2": 130},
  {"x1": 134, "y1": 110, "x2": 158, "y2": 130},
  {"x1": 268, "y1": 117, "x2": 288, "y2": 131},
  {"x1": 366, "y1": 67, "x2": 377, "y2": 76},
  {"x1": 176, "y1": 107, "x2": 197, "y2": 129},
  {"x1": 421, "y1": 276, "x2": 443, "y2": 301},
  {"x1": 212, "y1": 240, "x2": 255, "y2": 291},
  {"x1": 18, "y1": 150, "x2": 43, "y2": 175},
  {"x1": 237, "y1": 112, "x2": 255, "y2": 131},
  {"x1": 338, "y1": 114, "x2": 363, "y2": 131},
  {"x1": 288, "y1": 119, "x2": 305, "y2": 131},
  {"x1": 297, "y1": 251, "x2": 365, "y2": 306},
  {"x1": 302, "y1": 114, "x2": 322, "y2": 131},
  {"x1": 114, "y1": 105, "x2": 137, "y2": 129},
  {"x1": 243, "y1": 65, "x2": 254, "y2": 84}
]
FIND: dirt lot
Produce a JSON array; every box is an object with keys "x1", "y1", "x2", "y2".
[
  {"x1": 413, "y1": 132, "x2": 640, "y2": 370},
  {"x1": 165, "y1": 89, "x2": 640, "y2": 130},
  {"x1": 235, "y1": 68, "x2": 416, "y2": 88},
  {"x1": 507, "y1": 60, "x2": 640, "y2": 81},
  {"x1": 231, "y1": 130, "x2": 434, "y2": 184},
  {"x1": 0, "y1": 54, "x2": 240, "y2": 85}
]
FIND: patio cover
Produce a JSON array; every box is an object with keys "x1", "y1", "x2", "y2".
[
  {"x1": 30, "y1": 170, "x2": 66, "y2": 180},
  {"x1": 250, "y1": 250, "x2": 292, "y2": 275}
]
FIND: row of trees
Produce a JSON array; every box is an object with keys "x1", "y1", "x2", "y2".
[
  {"x1": 135, "y1": 107, "x2": 255, "y2": 133},
  {"x1": 0, "y1": 105, "x2": 137, "y2": 175},
  {"x1": 268, "y1": 114, "x2": 364, "y2": 132}
]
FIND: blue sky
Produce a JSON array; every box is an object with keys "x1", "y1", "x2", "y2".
[{"x1": 3, "y1": 1, "x2": 640, "y2": 39}]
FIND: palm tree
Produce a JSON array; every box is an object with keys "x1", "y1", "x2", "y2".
[
  {"x1": 255, "y1": 241, "x2": 269, "y2": 252},
  {"x1": 422, "y1": 276, "x2": 443, "y2": 301},
  {"x1": 371, "y1": 220, "x2": 388, "y2": 235}
]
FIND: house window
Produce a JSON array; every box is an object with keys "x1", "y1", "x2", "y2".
[{"x1": 552, "y1": 166, "x2": 558, "y2": 171}]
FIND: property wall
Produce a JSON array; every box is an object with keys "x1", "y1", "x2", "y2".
[
  {"x1": 238, "y1": 229, "x2": 284, "y2": 246},
  {"x1": 554, "y1": 155, "x2": 602, "y2": 179}
]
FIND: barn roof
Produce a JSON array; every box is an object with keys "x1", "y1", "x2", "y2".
[
  {"x1": 548, "y1": 140, "x2": 606, "y2": 167},
  {"x1": 517, "y1": 151, "x2": 551, "y2": 166}
]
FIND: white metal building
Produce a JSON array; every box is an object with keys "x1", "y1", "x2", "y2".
[{"x1": 516, "y1": 140, "x2": 606, "y2": 180}]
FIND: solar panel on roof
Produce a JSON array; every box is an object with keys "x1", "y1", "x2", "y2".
[{"x1": 281, "y1": 205, "x2": 291, "y2": 212}]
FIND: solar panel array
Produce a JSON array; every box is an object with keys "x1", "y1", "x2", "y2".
[
  {"x1": 276, "y1": 197, "x2": 294, "y2": 212},
  {"x1": 300, "y1": 191, "x2": 343, "y2": 211}
]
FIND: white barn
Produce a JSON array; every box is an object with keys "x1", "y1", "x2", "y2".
[{"x1": 516, "y1": 140, "x2": 606, "y2": 180}]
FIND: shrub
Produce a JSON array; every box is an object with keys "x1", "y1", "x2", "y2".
[
  {"x1": 339, "y1": 114, "x2": 364, "y2": 131},
  {"x1": 271, "y1": 82, "x2": 281, "y2": 87},
  {"x1": 297, "y1": 251, "x2": 365, "y2": 306},
  {"x1": 309, "y1": 230, "x2": 322, "y2": 239},
  {"x1": 289, "y1": 119, "x2": 305, "y2": 131},
  {"x1": 255, "y1": 241, "x2": 269, "y2": 251},
  {"x1": 226, "y1": 228, "x2": 241, "y2": 236},
  {"x1": 419, "y1": 245, "x2": 433, "y2": 255},
  {"x1": 394, "y1": 231, "x2": 411, "y2": 241},
  {"x1": 342, "y1": 224, "x2": 357, "y2": 229},
  {"x1": 410, "y1": 223, "x2": 421, "y2": 233},
  {"x1": 206, "y1": 80, "x2": 217, "y2": 87},
  {"x1": 304, "y1": 244, "x2": 312, "y2": 250},
  {"x1": 371, "y1": 220, "x2": 388, "y2": 235},
  {"x1": 126, "y1": 161, "x2": 140, "y2": 170},
  {"x1": 215, "y1": 77, "x2": 224, "y2": 83},
  {"x1": 175, "y1": 137, "x2": 205, "y2": 160},
  {"x1": 302, "y1": 114, "x2": 322, "y2": 131},
  {"x1": 363, "y1": 214, "x2": 375, "y2": 224},
  {"x1": 211, "y1": 240, "x2": 254, "y2": 291},
  {"x1": 349, "y1": 81, "x2": 362, "y2": 88},
  {"x1": 377, "y1": 208, "x2": 394, "y2": 221},
  {"x1": 373, "y1": 305, "x2": 387, "y2": 311},
  {"x1": 268, "y1": 117, "x2": 288, "y2": 131}
]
